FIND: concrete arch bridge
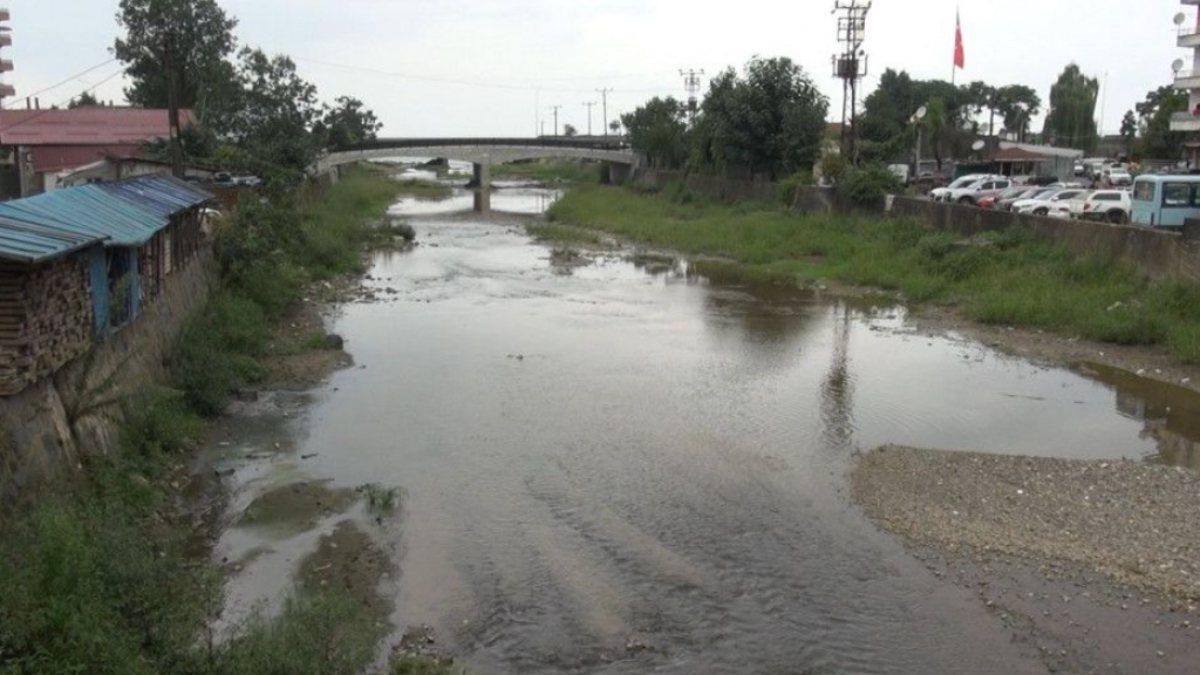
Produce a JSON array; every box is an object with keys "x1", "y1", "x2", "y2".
[{"x1": 316, "y1": 137, "x2": 641, "y2": 210}]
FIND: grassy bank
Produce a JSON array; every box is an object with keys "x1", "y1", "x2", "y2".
[
  {"x1": 547, "y1": 184, "x2": 1200, "y2": 362},
  {"x1": 492, "y1": 159, "x2": 602, "y2": 184},
  {"x1": 0, "y1": 166, "x2": 454, "y2": 674}
]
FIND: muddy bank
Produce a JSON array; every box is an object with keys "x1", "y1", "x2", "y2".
[{"x1": 852, "y1": 445, "x2": 1200, "y2": 672}]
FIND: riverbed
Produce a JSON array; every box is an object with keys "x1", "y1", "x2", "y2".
[{"x1": 205, "y1": 179, "x2": 1200, "y2": 673}]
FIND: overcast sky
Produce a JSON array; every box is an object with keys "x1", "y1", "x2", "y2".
[{"x1": 5, "y1": 0, "x2": 1186, "y2": 138}]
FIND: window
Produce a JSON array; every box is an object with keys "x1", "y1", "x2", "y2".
[
  {"x1": 1162, "y1": 183, "x2": 1193, "y2": 208},
  {"x1": 1054, "y1": 191, "x2": 1081, "y2": 201},
  {"x1": 979, "y1": 182, "x2": 994, "y2": 190},
  {"x1": 996, "y1": 181, "x2": 1010, "y2": 189},
  {"x1": 1133, "y1": 181, "x2": 1156, "y2": 202},
  {"x1": 1093, "y1": 193, "x2": 1119, "y2": 201}
]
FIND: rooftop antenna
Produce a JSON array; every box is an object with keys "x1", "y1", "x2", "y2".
[{"x1": 831, "y1": 0, "x2": 872, "y2": 163}]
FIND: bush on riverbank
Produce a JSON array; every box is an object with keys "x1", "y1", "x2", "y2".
[{"x1": 547, "y1": 184, "x2": 1200, "y2": 362}]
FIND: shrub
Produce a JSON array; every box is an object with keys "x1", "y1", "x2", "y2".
[{"x1": 837, "y1": 163, "x2": 903, "y2": 207}]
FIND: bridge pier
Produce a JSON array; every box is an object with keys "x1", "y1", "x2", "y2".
[
  {"x1": 604, "y1": 162, "x2": 632, "y2": 185},
  {"x1": 472, "y1": 162, "x2": 491, "y2": 214}
]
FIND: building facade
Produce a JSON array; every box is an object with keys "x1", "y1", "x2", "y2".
[{"x1": 1172, "y1": 0, "x2": 1200, "y2": 166}]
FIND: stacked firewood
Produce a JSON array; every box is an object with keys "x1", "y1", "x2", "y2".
[{"x1": 0, "y1": 258, "x2": 93, "y2": 396}]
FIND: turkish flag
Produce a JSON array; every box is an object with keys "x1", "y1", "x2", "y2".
[{"x1": 954, "y1": 11, "x2": 965, "y2": 69}]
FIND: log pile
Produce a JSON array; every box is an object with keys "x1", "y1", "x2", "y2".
[{"x1": 0, "y1": 258, "x2": 93, "y2": 396}]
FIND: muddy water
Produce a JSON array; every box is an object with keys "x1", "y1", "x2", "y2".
[{"x1": 209, "y1": 181, "x2": 1200, "y2": 674}]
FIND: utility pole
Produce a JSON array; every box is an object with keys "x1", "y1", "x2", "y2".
[
  {"x1": 680, "y1": 69, "x2": 704, "y2": 121},
  {"x1": 831, "y1": 0, "x2": 872, "y2": 164},
  {"x1": 549, "y1": 105, "x2": 562, "y2": 136},
  {"x1": 596, "y1": 87, "x2": 613, "y2": 136},
  {"x1": 0, "y1": 9, "x2": 15, "y2": 108},
  {"x1": 163, "y1": 31, "x2": 184, "y2": 178},
  {"x1": 583, "y1": 101, "x2": 597, "y2": 136}
]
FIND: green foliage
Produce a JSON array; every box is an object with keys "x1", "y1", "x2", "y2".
[
  {"x1": 113, "y1": 0, "x2": 239, "y2": 109},
  {"x1": 492, "y1": 160, "x2": 601, "y2": 184},
  {"x1": 315, "y1": 96, "x2": 383, "y2": 150},
  {"x1": 549, "y1": 185, "x2": 1200, "y2": 362},
  {"x1": 1136, "y1": 86, "x2": 1189, "y2": 160},
  {"x1": 363, "y1": 484, "x2": 402, "y2": 514},
  {"x1": 391, "y1": 655, "x2": 461, "y2": 674},
  {"x1": 214, "y1": 593, "x2": 381, "y2": 675},
  {"x1": 69, "y1": 91, "x2": 100, "y2": 109},
  {"x1": 994, "y1": 84, "x2": 1041, "y2": 141},
  {"x1": 620, "y1": 97, "x2": 690, "y2": 169},
  {"x1": 1042, "y1": 64, "x2": 1100, "y2": 151},
  {"x1": 837, "y1": 164, "x2": 903, "y2": 207},
  {"x1": 776, "y1": 171, "x2": 814, "y2": 204},
  {"x1": 120, "y1": 389, "x2": 204, "y2": 458},
  {"x1": 689, "y1": 57, "x2": 828, "y2": 179}
]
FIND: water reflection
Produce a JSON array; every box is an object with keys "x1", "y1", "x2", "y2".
[{"x1": 1079, "y1": 362, "x2": 1200, "y2": 470}]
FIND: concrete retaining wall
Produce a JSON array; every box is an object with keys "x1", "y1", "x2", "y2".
[
  {"x1": 0, "y1": 248, "x2": 217, "y2": 509},
  {"x1": 631, "y1": 168, "x2": 1200, "y2": 283}
]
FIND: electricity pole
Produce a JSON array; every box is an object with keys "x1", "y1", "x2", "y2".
[
  {"x1": 680, "y1": 68, "x2": 704, "y2": 122},
  {"x1": 549, "y1": 105, "x2": 562, "y2": 136},
  {"x1": 831, "y1": 0, "x2": 872, "y2": 164},
  {"x1": 583, "y1": 101, "x2": 597, "y2": 136},
  {"x1": 596, "y1": 87, "x2": 613, "y2": 136}
]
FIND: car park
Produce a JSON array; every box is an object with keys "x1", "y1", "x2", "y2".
[
  {"x1": 1103, "y1": 166, "x2": 1132, "y2": 187},
  {"x1": 943, "y1": 177, "x2": 1013, "y2": 205},
  {"x1": 1080, "y1": 190, "x2": 1132, "y2": 224},
  {"x1": 929, "y1": 174, "x2": 1002, "y2": 202},
  {"x1": 1012, "y1": 188, "x2": 1088, "y2": 217},
  {"x1": 987, "y1": 186, "x2": 1039, "y2": 211}
]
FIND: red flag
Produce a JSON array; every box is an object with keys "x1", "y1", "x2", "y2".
[{"x1": 954, "y1": 10, "x2": 965, "y2": 69}]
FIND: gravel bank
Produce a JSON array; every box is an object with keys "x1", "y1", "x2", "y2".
[{"x1": 851, "y1": 445, "x2": 1200, "y2": 606}]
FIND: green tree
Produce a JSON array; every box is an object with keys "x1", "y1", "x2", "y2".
[
  {"x1": 113, "y1": 0, "x2": 238, "y2": 110},
  {"x1": 688, "y1": 56, "x2": 828, "y2": 178},
  {"x1": 959, "y1": 80, "x2": 996, "y2": 134},
  {"x1": 609, "y1": 119, "x2": 622, "y2": 135},
  {"x1": 1119, "y1": 110, "x2": 1138, "y2": 156},
  {"x1": 620, "y1": 97, "x2": 689, "y2": 168},
  {"x1": 993, "y1": 85, "x2": 1041, "y2": 141},
  {"x1": 563, "y1": 124, "x2": 578, "y2": 137},
  {"x1": 1042, "y1": 64, "x2": 1099, "y2": 151},
  {"x1": 314, "y1": 96, "x2": 382, "y2": 149},
  {"x1": 69, "y1": 91, "x2": 100, "y2": 109},
  {"x1": 219, "y1": 48, "x2": 321, "y2": 181},
  {"x1": 1136, "y1": 85, "x2": 1188, "y2": 159}
]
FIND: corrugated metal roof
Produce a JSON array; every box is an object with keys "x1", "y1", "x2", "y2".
[{"x1": 0, "y1": 174, "x2": 213, "y2": 264}]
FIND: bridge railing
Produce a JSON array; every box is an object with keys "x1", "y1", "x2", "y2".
[{"x1": 332, "y1": 137, "x2": 631, "y2": 153}]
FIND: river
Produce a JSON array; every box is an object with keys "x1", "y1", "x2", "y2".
[{"x1": 206, "y1": 177, "x2": 1200, "y2": 674}]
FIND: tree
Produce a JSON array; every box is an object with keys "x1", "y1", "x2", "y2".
[
  {"x1": 314, "y1": 96, "x2": 382, "y2": 149},
  {"x1": 609, "y1": 119, "x2": 622, "y2": 135},
  {"x1": 1136, "y1": 86, "x2": 1188, "y2": 160},
  {"x1": 1119, "y1": 110, "x2": 1138, "y2": 156},
  {"x1": 218, "y1": 48, "x2": 322, "y2": 181},
  {"x1": 921, "y1": 98, "x2": 951, "y2": 170},
  {"x1": 1042, "y1": 64, "x2": 1099, "y2": 151},
  {"x1": 688, "y1": 56, "x2": 828, "y2": 178},
  {"x1": 993, "y1": 85, "x2": 1041, "y2": 141},
  {"x1": 620, "y1": 97, "x2": 689, "y2": 168},
  {"x1": 959, "y1": 80, "x2": 996, "y2": 135},
  {"x1": 563, "y1": 124, "x2": 578, "y2": 137},
  {"x1": 69, "y1": 91, "x2": 100, "y2": 109},
  {"x1": 113, "y1": 0, "x2": 238, "y2": 110}
]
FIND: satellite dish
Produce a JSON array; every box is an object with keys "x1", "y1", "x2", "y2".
[
  {"x1": 1175, "y1": 12, "x2": 1187, "y2": 26},
  {"x1": 1174, "y1": 58, "x2": 1186, "y2": 74},
  {"x1": 915, "y1": 105, "x2": 928, "y2": 120},
  {"x1": 972, "y1": 140, "x2": 986, "y2": 151}
]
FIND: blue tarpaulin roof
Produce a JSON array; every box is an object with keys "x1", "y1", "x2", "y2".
[{"x1": 0, "y1": 175, "x2": 213, "y2": 263}]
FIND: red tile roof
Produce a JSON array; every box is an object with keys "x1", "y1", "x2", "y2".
[
  {"x1": 0, "y1": 107, "x2": 194, "y2": 147},
  {"x1": 29, "y1": 144, "x2": 143, "y2": 174}
]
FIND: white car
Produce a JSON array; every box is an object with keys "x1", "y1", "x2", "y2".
[
  {"x1": 930, "y1": 174, "x2": 1003, "y2": 203},
  {"x1": 1079, "y1": 190, "x2": 1132, "y2": 224},
  {"x1": 943, "y1": 177, "x2": 1014, "y2": 206},
  {"x1": 1103, "y1": 167, "x2": 1132, "y2": 187},
  {"x1": 1013, "y1": 189, "x2": 1089, "y2": 217}
]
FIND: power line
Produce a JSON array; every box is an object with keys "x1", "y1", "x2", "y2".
[
  {"x1": 20, "y1": 57, "x2": 118, "y2": 101},
  {"x1": 0, "y1": 67, "x2": 126, "y2": 134}
]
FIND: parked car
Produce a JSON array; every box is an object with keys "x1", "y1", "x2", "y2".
[
  {"x1": 1080, "y1": 190, "x2": 1132, "y2": 224},
  {"x1": 1103, "y1": 166, "x2": 1132, "y2": 187},
  {"x1": 996, "y1": 186, "x2": 1055, "y2": 211},
  {"x1": 944, "y1": 177, "x2": 1014, "y2": 205},
  {"x1": 1131, "y1": 174, "x2": 1200, "y2": 228},
  {"x1": 214, "y1": 171, "x2": 234, "y2": 187},
  {"x1": 233, "y1": 175, "x2": 264, "y2": 188},
  {"x1": 929, "y1": 174, "x2": 1001, "y2": 202},
  {"x1": 981, "y1": 186, "x2": 1030, "y2": 210},
  {"x1": 1012, "y1": 188, "x2": 1088, "y2": 217}
]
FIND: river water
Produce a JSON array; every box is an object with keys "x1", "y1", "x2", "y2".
[{"x1": 209, "y1": 180, "x2": 1200, "y2": 674}]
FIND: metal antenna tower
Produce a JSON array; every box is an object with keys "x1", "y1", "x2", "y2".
[
  {"x1": 831, "y1": 0, "x2": 871, "y2": 163},
  {"x1": 0, "y1": 9, "x2": 15, "y2": 108},
  {"x1": 596, "y1": 88, "x2": 613, "y2": 136},
  {"x1": 549, "y1": 105, "x2": 562, "y2": 136},
  {"x1": 680, "y1": 68, "x2": 704, "y2": 120}
]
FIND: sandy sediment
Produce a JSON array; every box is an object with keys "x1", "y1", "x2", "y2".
[{"x1": 851, "y1": 445, "x2": 1200, "y2": 606}]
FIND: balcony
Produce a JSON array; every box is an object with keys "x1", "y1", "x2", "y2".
[
  {"x1": 1177, "y1": 69, "x2": 1200, "y2": 90},
  {"x1": 1180, "y1": 27, "x2": 1200, "y2": 48},
  {"x1": 1171, "y1": 111, "x2": 1200, "y2": 132}
]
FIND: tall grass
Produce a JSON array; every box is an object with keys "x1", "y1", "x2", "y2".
[{"x1": 548, "y1": 184, "x2": 1200, "y2": 362}]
